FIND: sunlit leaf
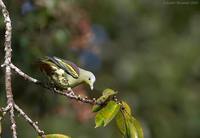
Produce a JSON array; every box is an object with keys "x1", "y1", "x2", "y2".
[
  {"x1": 92, "y1": 88, "x2": 117, "y2": 112},
  {"x1": 116, "y1": 101, "x2": 132, "y2": 135},
  {"x1": 131, "y1": 118, "x2": 143, "y2": 138},
  {"x1": 116, "y1": 111, "x2": 126, "y2": 135},
  {"x1": 95, "y1": 111, "x2": 105, "y2": 128},
  {"x1": 102, "y1": 88, "x2": 118, "y2": 96},
  {"x1": 121, "y1": 101, "x2": 132, "y2": 115},
  {"x1": 125, "y1": 119, "x2": 138, "y2": 138},
  {"x1": 37, "y1": 134, "x2": 71, "y2": 138},
  {"x1": 116, "y1": 101, "x2": 143, "y2": 138},
  {"x1": 125, "y1": 117, "x2": 143, "y2": 138},
  {"x1": 95, "y1": 101, "x2": 120, "y2": 128}
]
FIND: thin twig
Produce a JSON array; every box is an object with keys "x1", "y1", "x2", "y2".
[
  {"x1": 1, "y1": 103, "x2": 12, "y2": 116},
  {"x1": 53, "y1": 89, "x2": 97, "y2": 105},
  {"x1": 10, "y1": 63, "x2": 39, "y2": 83},
  {"x1": 10, "y1": 106, "x2": 17, "y2": 138},
  {"x1": 14, "y1": 104, "x2": 45, "y2": 138}
]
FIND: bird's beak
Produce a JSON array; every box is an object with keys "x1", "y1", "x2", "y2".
[{"x1": 90, "y1": 85, "x2": 94, "y2": 90}]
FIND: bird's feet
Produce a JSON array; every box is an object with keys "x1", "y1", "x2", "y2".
[{"x1": 67, "y1": 87, "x2": 72, "y2": 91}]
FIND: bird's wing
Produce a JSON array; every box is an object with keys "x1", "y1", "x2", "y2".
[
  {"x1": 39, "y1": 58, "x2": 57, "y2": 75},
  {"x1": 49, "y1": 56, "x2": 80, "y2": 79}
]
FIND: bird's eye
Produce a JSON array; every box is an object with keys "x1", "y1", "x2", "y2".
[{"x1": 89, "y1": 78, "x2": 91, "y2": 80}]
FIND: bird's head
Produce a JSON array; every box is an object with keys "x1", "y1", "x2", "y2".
[{"x1": 82, "y1": 70, "x2": 96, "y2": 90}]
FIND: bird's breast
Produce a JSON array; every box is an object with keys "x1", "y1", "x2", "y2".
[{"x1": 67, "y1": 74, "x2": 82, "y2": 87}]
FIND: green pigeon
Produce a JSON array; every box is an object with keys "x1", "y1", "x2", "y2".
[{"x1": 39, "y1": 56, "x2": 96, "y2": 90}]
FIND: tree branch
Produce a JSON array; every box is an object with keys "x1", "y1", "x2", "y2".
[
  {"x1": 14, "y1": 104, "x2": 45, "y2": 137},
  {"x1": 0, "y1": 1, "x2": 45, "y2": 138},
  {"x1": 10, "y1": 106, "x2": 17, "y2": 138},
  {"x1": 0, "y1": 1, "x2": 17, "y2": 137}
]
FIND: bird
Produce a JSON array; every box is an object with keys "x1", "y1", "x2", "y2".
[{"x1": 39, "y1": 56, "x2": 96, "y2": 91}]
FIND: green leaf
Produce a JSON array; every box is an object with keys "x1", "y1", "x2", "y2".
[
  {"x1": 95, "y1": 112, "x2": 105, "y2": 128},
  {"x1": 131, "y1": 118, "x2": 143, "y2": 138},
  {"x1": 102, "y1": 88, "x2": 118, "y2": 96},
  {"x1": 116, "y1": 101, "x2": 143, "y2": 138},
  {"x1": 95, "y1": 101, "x2": 120, "y2": 128},
  {"x1": 125, "y1": 119, "x2": 137, "y2": 138},
  {"x1": 121, "y1": 101, "x2": 132, "y2": 115},
  {"x1": 37, "y1": 134, "x2": 71, "y2": 138},
  {"x1": 92, "y1": 88, "x2": 117, "y2": 112},
  {"x1": 116, "y1": 111, "x2": 126, "y2": 135},
  {"x1": 116, "y1": 101, "x2": 132, "y2": 135},
  {"x1": 125, "y1": 117, "x2": 143, "y2": 138}
]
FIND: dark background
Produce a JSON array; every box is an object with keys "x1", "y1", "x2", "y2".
[{"x1": 0, "y1": 0, "x2": 200, "y2": 138}]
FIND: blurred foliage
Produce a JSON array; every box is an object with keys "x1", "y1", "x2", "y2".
[{"x1": 0, "y1": 0, "x2": 200, "y2": 138}]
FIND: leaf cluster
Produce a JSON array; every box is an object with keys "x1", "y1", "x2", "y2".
[{"x1": 93, "y1": 89, "x2": 143, "y2": 138}]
